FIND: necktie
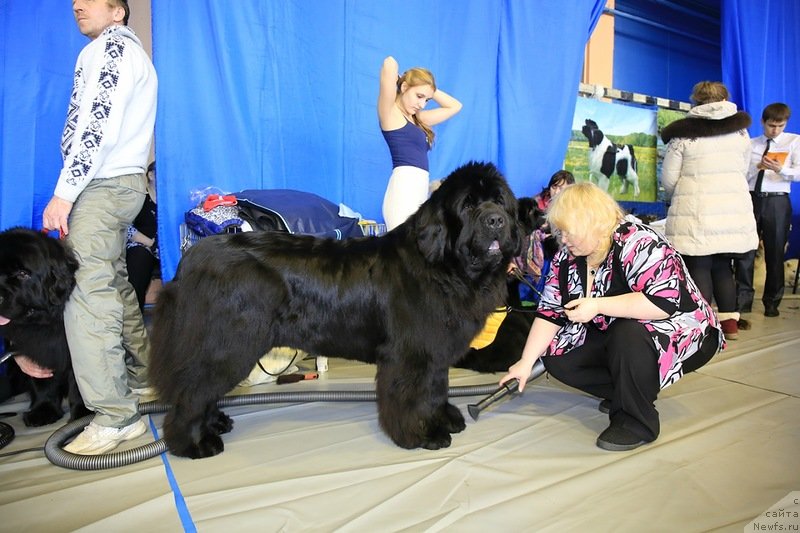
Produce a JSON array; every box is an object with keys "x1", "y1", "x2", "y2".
[{"x1": 754, "y1": 138, "x2": 772, "y2": 194}]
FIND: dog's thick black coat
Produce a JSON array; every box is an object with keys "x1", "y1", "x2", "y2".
[
  {"x1": 151, "y1": 162, "x2": 521, "y2": 458},
  {"x1": 453, "y1": 196, "x2": 549, "y2": 373},
  {"x1": 0, "y1": 228, "x2": 88, "y2": 426}
]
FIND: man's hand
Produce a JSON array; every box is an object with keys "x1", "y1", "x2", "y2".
[
  {"x1": 13, "y1": 354, "x2": 54, "y2": 378},
  {"x1": 43, "y1": 196, "x2": 74, "y2": 236},
  {"x1": 760, "y1": 154, "x2": 784, "y2": 173}
]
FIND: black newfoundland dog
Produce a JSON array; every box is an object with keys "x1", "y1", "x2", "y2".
[
  {"x1": 151, "y1": 161, "x2": 522, "y2": 458},
  {"x1": 0, "y1": 227, "x2": 88, "y2": 426},
  {"x1": 452, "y1": 196, "x2": 547, "y2": 373}
]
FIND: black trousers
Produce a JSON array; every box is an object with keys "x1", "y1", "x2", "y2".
[
  {"x1": 543, "y1": 319, "x2": 718, "y2": 442},
  {"x1": 681, "y1": 254, "x2": 737, "y2": 313},
  {"x1": 735, "y1": 194, "x2": 792, "y2": 310},
  {"x1": 126, "y1": 245, "x2": 159, "y2": 311}
]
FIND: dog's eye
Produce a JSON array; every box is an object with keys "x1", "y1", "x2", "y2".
[{"x1": 15, "y1": 269, "x2": 31, "y2": 280}]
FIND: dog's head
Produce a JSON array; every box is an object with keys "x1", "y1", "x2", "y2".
[
  {"x1": 517, "y1": 197, "x2": 546, "y2": 236},
  {"x1": 411, "y1": 161, "x2": 521, "y2": 279},
  {"x1": 0, "y1": 228, "x2": 78, "y2": 328},
  {"x1": 581, "y1": 118, "x2": 604, "y2": 148}
]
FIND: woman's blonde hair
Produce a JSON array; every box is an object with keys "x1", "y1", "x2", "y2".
[
  {"x1": 690, "y1": 81, "x2": 729, "y2": 105},
  {"x1": 547, "y1": 181, "x2": 624, "y2": 243},
  {"x1": 398, "y1": 67, "x2": 436, "y2": 147}
]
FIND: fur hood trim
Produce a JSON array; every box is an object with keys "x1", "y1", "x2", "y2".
[{"x1": 661, "y1": 111, "x2": 751, "y2": 143}]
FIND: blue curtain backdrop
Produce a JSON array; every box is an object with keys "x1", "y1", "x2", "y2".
[
  {"x1": 1, "y1": 0, "x2": 604, "y2": 280},
  {"x1": 0, "y1": 1, "x2": 84, "y2": 230},
  {"x1": 722, "y1": 0, "x2": 800, "y2": 256},
  {"x1": 151, "y1": 0, "x2": 604, "y2": 279}
]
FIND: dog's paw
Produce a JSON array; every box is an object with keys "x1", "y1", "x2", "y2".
[
  {"x1": 171, "y1": 433, "x2": 225, "y2": 459},
  {"x1": 442, "y1": 403, "x2": 466, "y2": 434},
  {"x1": 421, "y1": 427, "x2": 453, "y2": 450},
  {"x1": 209, "y1": 411, "x2": 233, "y2": 435},
  {"x1": 23, "y1": 403, "x2": 64, "y2": 427}
]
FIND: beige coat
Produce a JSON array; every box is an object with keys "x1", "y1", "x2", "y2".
[{"x1": 661, "y1": 101, "x2": 758, "y2": 256}]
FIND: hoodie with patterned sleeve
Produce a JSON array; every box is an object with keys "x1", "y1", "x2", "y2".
[{"x1": 55, "y1": 25, "x2": 157, "y2": 203}]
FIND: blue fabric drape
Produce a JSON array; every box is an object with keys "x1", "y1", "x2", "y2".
[
  {"x1": 1, "y1": 0, "x2": 603, "y2": 281},
  {"x1": 153, "y1": 0, "x2": 604, "y2": 279},
  {"x1": 0, "y1": 1, "x2": 84, "y2": 229},
  {"x1": 722, "y1": 0, "x2": 800, "y2": 256}
]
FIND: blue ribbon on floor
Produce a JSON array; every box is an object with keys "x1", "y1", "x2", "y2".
[{"x1": 148, "y1": 416, "x2": 197, "y2": 532}]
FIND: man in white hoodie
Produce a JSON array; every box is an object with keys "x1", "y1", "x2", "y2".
[{"x1": 37, "y1": 0, "x2": 157, "y2": 454}]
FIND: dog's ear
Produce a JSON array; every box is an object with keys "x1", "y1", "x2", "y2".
[
  {"x1": 45, "y1": 243, "x2": 78, "y2": 309},
  {"x1": 414, "y1": 204, "x2": 448, "y2": 264},
  {"x1": 516, "y1": 197, "x2": 540, "y2": 234}
]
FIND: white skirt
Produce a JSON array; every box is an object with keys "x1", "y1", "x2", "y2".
[{"x1": 382, "y1": 166, "x2": 430, "y2": 230}]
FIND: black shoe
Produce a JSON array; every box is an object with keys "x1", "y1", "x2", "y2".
[
  {"x1": 598, "y1": 399, "x2": 611, "y2": 414},
  {"x1": 764, "y1": 305, "x2": 780, "y2": 317},
  {"x1": 596, "y1": 424, "x2": 649, "y2": 452}
]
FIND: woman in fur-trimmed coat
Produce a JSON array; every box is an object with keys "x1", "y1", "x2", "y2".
[{"x1": 661, "y1": 81, "x2": 758, "y2": 339}]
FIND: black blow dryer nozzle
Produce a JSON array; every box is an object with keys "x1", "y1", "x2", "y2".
[{"x1": 467, "y1": 358, "x2": 545, "y2": 421}]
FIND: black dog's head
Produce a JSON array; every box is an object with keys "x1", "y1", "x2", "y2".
[
  {"x1": 581, "y1": 118, "x2": 604, "y2": 148},
  {"x1": 517, "y1": 197, "x2": 546, "y2": 235},
  {"x1": 0, "y1": 228, "x2": 78, "y2": 328},
  {"x1": 411, "y1": 161, "x2": 521, "y2": 279}
]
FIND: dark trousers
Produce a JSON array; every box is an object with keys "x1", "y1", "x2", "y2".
[
  {"x1": 543, "y1": 319, "x2": 718, "y2": 442},
  {"x1": 681, "y1": 254, "x2": 737, "y2": 313},
  {"x1": 126, "y1": 245, "x2": 158, "y2": 311},
  {"x1": 735, "y1": 194, "x2": 792, "y2": 310}
]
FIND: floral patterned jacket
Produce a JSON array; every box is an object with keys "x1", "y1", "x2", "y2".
[{"x1": 536, "y1": 221, "x2": 723, "y2": 389}]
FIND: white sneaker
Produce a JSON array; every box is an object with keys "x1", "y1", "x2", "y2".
[{"x1": 63, "y1": 419, "x2": 148, "y2": 455}]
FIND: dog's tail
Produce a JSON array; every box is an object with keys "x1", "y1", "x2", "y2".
[{"x1": 628, "y1": 145, "x2": 638, "y2": 172}]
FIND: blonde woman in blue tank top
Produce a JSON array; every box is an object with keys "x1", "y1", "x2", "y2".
[{"x1": 378, "y1": 56, "x2": 462, "y2": 230}]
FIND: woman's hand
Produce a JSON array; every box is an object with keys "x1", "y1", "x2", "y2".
[
  {"x1": 564, "y1": 297, "x2": 599, "y2": 323},
  {"x1": 500, "y1": 357, "x2": 537, "y2": 392},
  {"x1": 131, "y1": 230, "x2": 155, "y2": 248},
  {"x1": 13, "y1": 354, "x2": 54, "y2": 378}
]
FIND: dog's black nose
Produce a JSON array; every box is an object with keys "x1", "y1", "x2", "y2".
[{"x1": 484, "y1": 213, "x2": 506, "y2": 230}]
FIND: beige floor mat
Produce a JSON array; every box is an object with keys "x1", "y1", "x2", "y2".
[{"x1": 1, "y1": 298, "x2": 798, "y2": 532}]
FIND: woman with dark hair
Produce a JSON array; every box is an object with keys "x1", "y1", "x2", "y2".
[
  {"x1": 533, "y1": 169, "x2": 575, "y2": 211},
  {"x1": 126, "y1": 160, "x2": 159, "y2": 310},
  {"x1": 512, "y1": 171, "x2": 575, "y2": 301},
  {"x1": 378, "y1": 56, "x2": 462, "y2": 230}
]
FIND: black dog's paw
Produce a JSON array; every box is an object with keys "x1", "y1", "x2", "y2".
[
  {"x1": 23, "y1": 403, "x2": 65, "y2": 427},
  {"x1": 421, "y1": 427, "x2": 453, "y2": 450},
  {"x1": 209, "y1": 411, "x2": 233, "y2": 435},
  {"x1": 171, "y1": 433, "x2": 225, "y2": 459},
  {"x1": 442, "y1": 402, "x2": 466, "y2": 434}
]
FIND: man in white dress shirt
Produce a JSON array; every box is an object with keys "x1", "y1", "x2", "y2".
[{"x1": 735, "y1": 103, "x2": 800, "y2": 317}]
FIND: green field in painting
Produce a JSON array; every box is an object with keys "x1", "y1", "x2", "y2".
[{"x1": 565, "y1": 141, "x2": 658, "y2": 202}]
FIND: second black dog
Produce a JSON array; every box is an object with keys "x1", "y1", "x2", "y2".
[{"x1": 0, "y1": 227, "x2": 88, "y2": 426}]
